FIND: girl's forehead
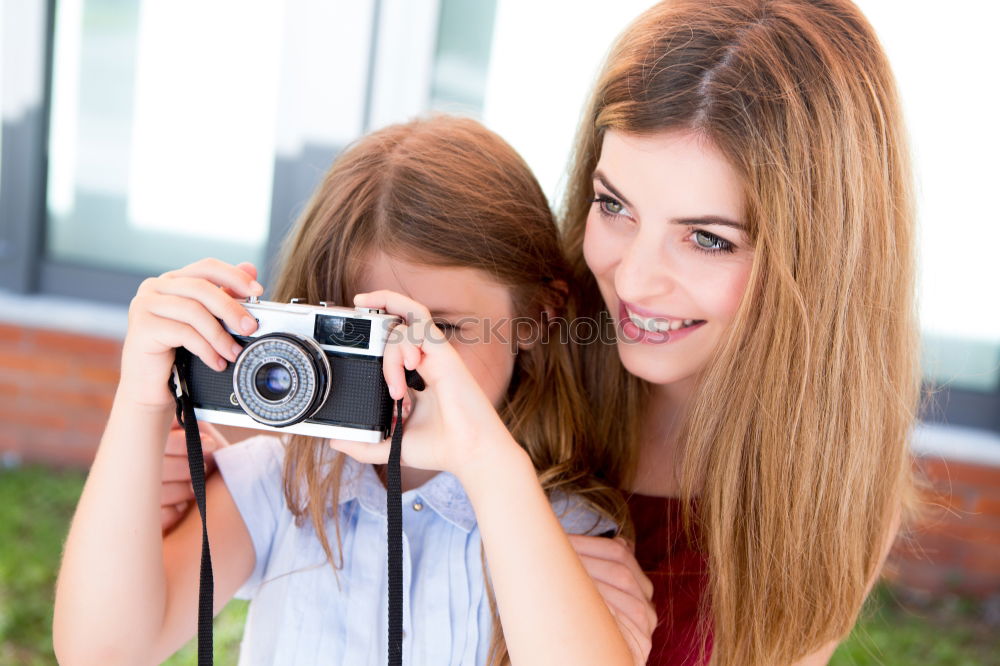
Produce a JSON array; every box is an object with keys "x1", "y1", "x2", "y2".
[{"x1": 356, "y1": 251, "x2": 514, "y2": 318}]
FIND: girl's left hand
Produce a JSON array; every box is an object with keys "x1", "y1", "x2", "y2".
[{"x1": 326, "y1": 290, "x2": 517, "y2": 478}]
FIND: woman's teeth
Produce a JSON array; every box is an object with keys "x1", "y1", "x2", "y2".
[{"x1": 626, "y1": 308, "x2": 699, "y2": 333}]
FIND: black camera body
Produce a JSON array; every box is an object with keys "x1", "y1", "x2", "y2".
[{"x1": 174, "y1": 297, "x2": 410, "y2": 443}]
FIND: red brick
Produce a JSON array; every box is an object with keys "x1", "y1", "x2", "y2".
[
  {"x1": 0, "y1": 323, "x2": 25, "y2": 344},
  {"x1": 0, "y1": 405, "x2": 70, "y2": 431},
  {"x1": 919, "y1": 457, "x2": 1000, "y2": 488},
  {"x1": 33, "y1": 329, "x2": 122, "y2": 358},
  {"x1": 77, "y1": 365, "x2": 121, "y2": 385},
  {"x1": 0, "y1": 428, "x2": 19, "y2": 452},
  {"x1": 891, "y1": 531, "x2": 965, "y2": 564},
  {"x1": 22, "y1": 436, "x2": 97, "y2": 467},
  {"x1": 917, "y1": 487, "x2": 968, "y2": 515},
  {"x1": 886, "y1": 560, "x2": 953, "y2": 593},
  {"x1": 0, "y1": 351, "x2": 72, "y2": 376},
  {"x1": 972, "y1": 495, "x2": 1000, "y2": 519},
  {"x1": 935, "y1": 522, "x2": 1000, "y2": 547},
  {"x1": 959, "y1": 550, "x2": 1000, "y2": 576},
  {"x1": 26, "y1": 385, "x2": 114, "y2": 412}
]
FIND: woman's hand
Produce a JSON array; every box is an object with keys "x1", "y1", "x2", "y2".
[
  {"x1": 160, "y1": 421, "x2": 231, "y2": 533},
  {"x1": 326, "y1": 289, "x2": 517, "y2": 479},
  {"x1": 568, "y1": 535, "x2": 657, "y2": 666},
  {"x1": 119, "y1": 258, "x2": 263, "y2": 409}
]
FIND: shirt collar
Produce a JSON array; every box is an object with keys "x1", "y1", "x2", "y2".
[{"x1": 338, "y1": 457, "x2": 477, "y2": 533}]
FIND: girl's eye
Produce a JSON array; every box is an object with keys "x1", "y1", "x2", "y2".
[
  {"x1": 590, "y1": 195, "x2": 629, "y2": 219},
  {"x1": 692, "y1": 230, "x2": 735, "y2": 253},
  {"x1": 434, "y1": 320, "x2": 458, "y2": 333}
]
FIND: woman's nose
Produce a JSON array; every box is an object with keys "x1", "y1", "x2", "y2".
[{"x1": 614, "y1": 234, "x2": 675, "y2": 305}]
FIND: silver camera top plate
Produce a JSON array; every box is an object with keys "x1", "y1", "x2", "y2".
[{"x1": 226, "y1": 299, "x2": 400, "y2": 358}]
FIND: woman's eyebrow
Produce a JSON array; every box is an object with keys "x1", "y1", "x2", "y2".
[
  {"x1": 673, "y1": 216, "x2": 746, "y2": 231},
  {"x1": 592, "y1": 171, "x2": 634, "y2": 210}
]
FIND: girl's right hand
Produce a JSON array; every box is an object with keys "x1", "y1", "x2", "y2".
[
  {"x1": 119, "y1": 258, "x2": 263, "y2": 409},
  {"x1": 568, "y1": 535, "x2": 657, "y2": 665}
]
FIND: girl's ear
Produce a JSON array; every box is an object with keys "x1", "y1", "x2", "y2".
[
  {"x1": 516, "y1": 279, "x2": 570, "y2": 352},
  {"x1": 543, "y1": 278, "x2": 569, "y2": 317}
]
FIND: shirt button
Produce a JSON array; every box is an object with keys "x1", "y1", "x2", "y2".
[{"x1": 412, "y1": 500, "x2": 424, "y2": 511}]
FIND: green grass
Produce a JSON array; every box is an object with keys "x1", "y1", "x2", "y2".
[
  {"x1": 1, "y1": 463, "x2": 995, "y2": 665},
  {"x1": 0, "y1": 464, "x2": 247, "y2": 665}
]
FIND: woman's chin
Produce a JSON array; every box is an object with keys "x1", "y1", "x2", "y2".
[{"x1": 615, "y1": 341, "x2": 697, "y2": 387}]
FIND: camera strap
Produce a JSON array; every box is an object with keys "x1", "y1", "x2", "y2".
[
  {"x1": 168, "y1": 365, "x2": 214, "y2": 666},
  {"x1": 168, "y1": 362, "x2": 409, "y2": 666},
  {"x1": 387, "y1": 399, "x2": 404, "y2": 666}
]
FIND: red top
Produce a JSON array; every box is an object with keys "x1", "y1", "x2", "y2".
[{"x1": 626, "y1": 493, "x2": 712, "y2": 666}]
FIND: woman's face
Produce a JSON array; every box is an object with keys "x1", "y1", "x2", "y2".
[{"x1": 583, "y1": 129, "x2": 754, "y2": 389}]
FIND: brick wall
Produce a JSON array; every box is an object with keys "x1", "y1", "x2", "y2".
[
  {"x1": 0, "y1": 323, "x2": 121, "y2": 467},
  {"x1": 1, "y1": 322, "x2": 998, "y2": 597},
  {"x1": 889, "y1": 457, "x2": 1000, "y2": 598}
]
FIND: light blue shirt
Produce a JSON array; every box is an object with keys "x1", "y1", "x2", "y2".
[{"x1": 214, "y1": 435, "x2": 615, "y2": 666}]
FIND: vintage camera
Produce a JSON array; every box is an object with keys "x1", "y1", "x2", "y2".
[{"x1": 173, "y1": 296, "x2": 421, "y2": 443}]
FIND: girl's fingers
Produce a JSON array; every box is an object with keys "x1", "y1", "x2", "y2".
[
  {"x1": 161, "y1": 480, "x2": 196, "y2": 506},
  {"x1": 327, "y1": 438, "x2": 390, "y2": 465},
  {"x1": 354, "y1": 290, "x2": 432, "y2": 324},
  {"x1": 146, "y1": 295, "x2": 241, "y2": 363},
  {"x1": 597, "y1": 592, "x2": 652, "y2": 666},
  {"x1": 354, "y1": 290, "x2": 446, "y2": 349},
  {"x1": 155, "y1": 276, "x2": 258, "y2": 339},
  {"x1": 147, "y1": 315, "x2": 229, "y2": 371},
  {"x1": 164, "y1": 258, "x2": 263, "y2": 299},
  {"x1": 161, "y1": 503, "x2": 189, "y2": 533},
  {"x1": 162, "y1": 453, "x2": 194, "y2": 482},
  {"x1": 383, "y1": 324, "x2": 412, "y2": 400},
  {"x1": 591, "y1": 578, "x2": 658, "y2": 637},
  {"x1": 162, "y1": 450, "x2": 217, "y2": 482},
  {"x1": 568, "y1": 535, "x2": 654, "y2": 601},
  {"x1": 219, "y1": 262, "x2": 259, "y2": 299}
]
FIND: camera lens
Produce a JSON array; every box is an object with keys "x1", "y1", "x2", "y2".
[
  {"x1": 232, "y1": 333, "x2": 332, "y2": 427},
  {"x1": 254, "y1": 363, "x2": 292, "y2": 401}
]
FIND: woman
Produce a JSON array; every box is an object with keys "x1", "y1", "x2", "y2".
[{"x1": 562, "y1": 0, "x2": 919, "y2": 664}]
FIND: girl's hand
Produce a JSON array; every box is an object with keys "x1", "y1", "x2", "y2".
[
  {"x1": 326, "y1": 289, "x2": 516, "y2": 478},
  {"x1": 119, "y1": 258, "x2": 263, "y2": 409},
  {"x1": 568, "y1": 535, "x2": 657, "y2": 666},
  {"x1": 160, "y1": 421, "x2": 231, "y2": 533}
]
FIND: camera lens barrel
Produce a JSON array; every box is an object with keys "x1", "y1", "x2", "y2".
[{"x1": 232, "y1": 333, "x2": 332, "y2": 427}]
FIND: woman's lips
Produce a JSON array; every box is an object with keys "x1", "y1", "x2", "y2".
[{"x1": 617, "y1": 301, "x2": 706, "y2": 344}]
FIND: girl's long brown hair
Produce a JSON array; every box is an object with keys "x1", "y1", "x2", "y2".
[
  {"x1": 563, "y1": 1, "x2": 920, "y2": 664},
  {"x1": 269, "y1": 115, "x2": 629, "y2": 665}
]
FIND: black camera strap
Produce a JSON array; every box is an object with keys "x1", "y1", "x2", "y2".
[
  {"x1": 168, "y1": 366, "x2": 215, "y2": 666},
  {"x1": 168, "y1": 364, "x2": 409, "y2": 666},
  {"x1": 386, "y1": 399, "x2": 404, "y2": 666}
]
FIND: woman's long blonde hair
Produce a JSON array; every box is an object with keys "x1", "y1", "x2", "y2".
[
  {"x1": 269, "y1": 115, "x2": 629, "y2": 665},
  {"x1": 562, "y1": 1, "x2": 920, "y2": 664}
]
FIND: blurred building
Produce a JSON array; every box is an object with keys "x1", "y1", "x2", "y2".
[{"x1": 1, "y1": 0, "x2": 998, "y2": 598}]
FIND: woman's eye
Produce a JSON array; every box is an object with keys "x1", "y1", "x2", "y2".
[
  {"x1": 692, "y1": 230, "x2": 734, "y2": 253},
  {"x1": 591, "y1": 195, "x2": 628, "y2": 218},
  {"x1": 434, "y1": 320, "x2": 458, "y2": 333}
]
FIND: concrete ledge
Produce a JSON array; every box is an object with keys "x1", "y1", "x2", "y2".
[
  {"x1": 914, "y1": 423, "x2": 1000, "y2": 468},
  {"x1": 0, "y1": 290, "x2": 127, "y2": 340}
]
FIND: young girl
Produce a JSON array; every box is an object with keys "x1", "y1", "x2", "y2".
[
  {"x1": 53, "y1": 116, "x2": 646, "y2": 665},
  {"x1": 561, "y1": 1, "x2": 920, "y2": 664}
]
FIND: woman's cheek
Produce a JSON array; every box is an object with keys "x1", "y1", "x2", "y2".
[{"x1": 582, "y1": 212, "x2": 615, "y2": 277}]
